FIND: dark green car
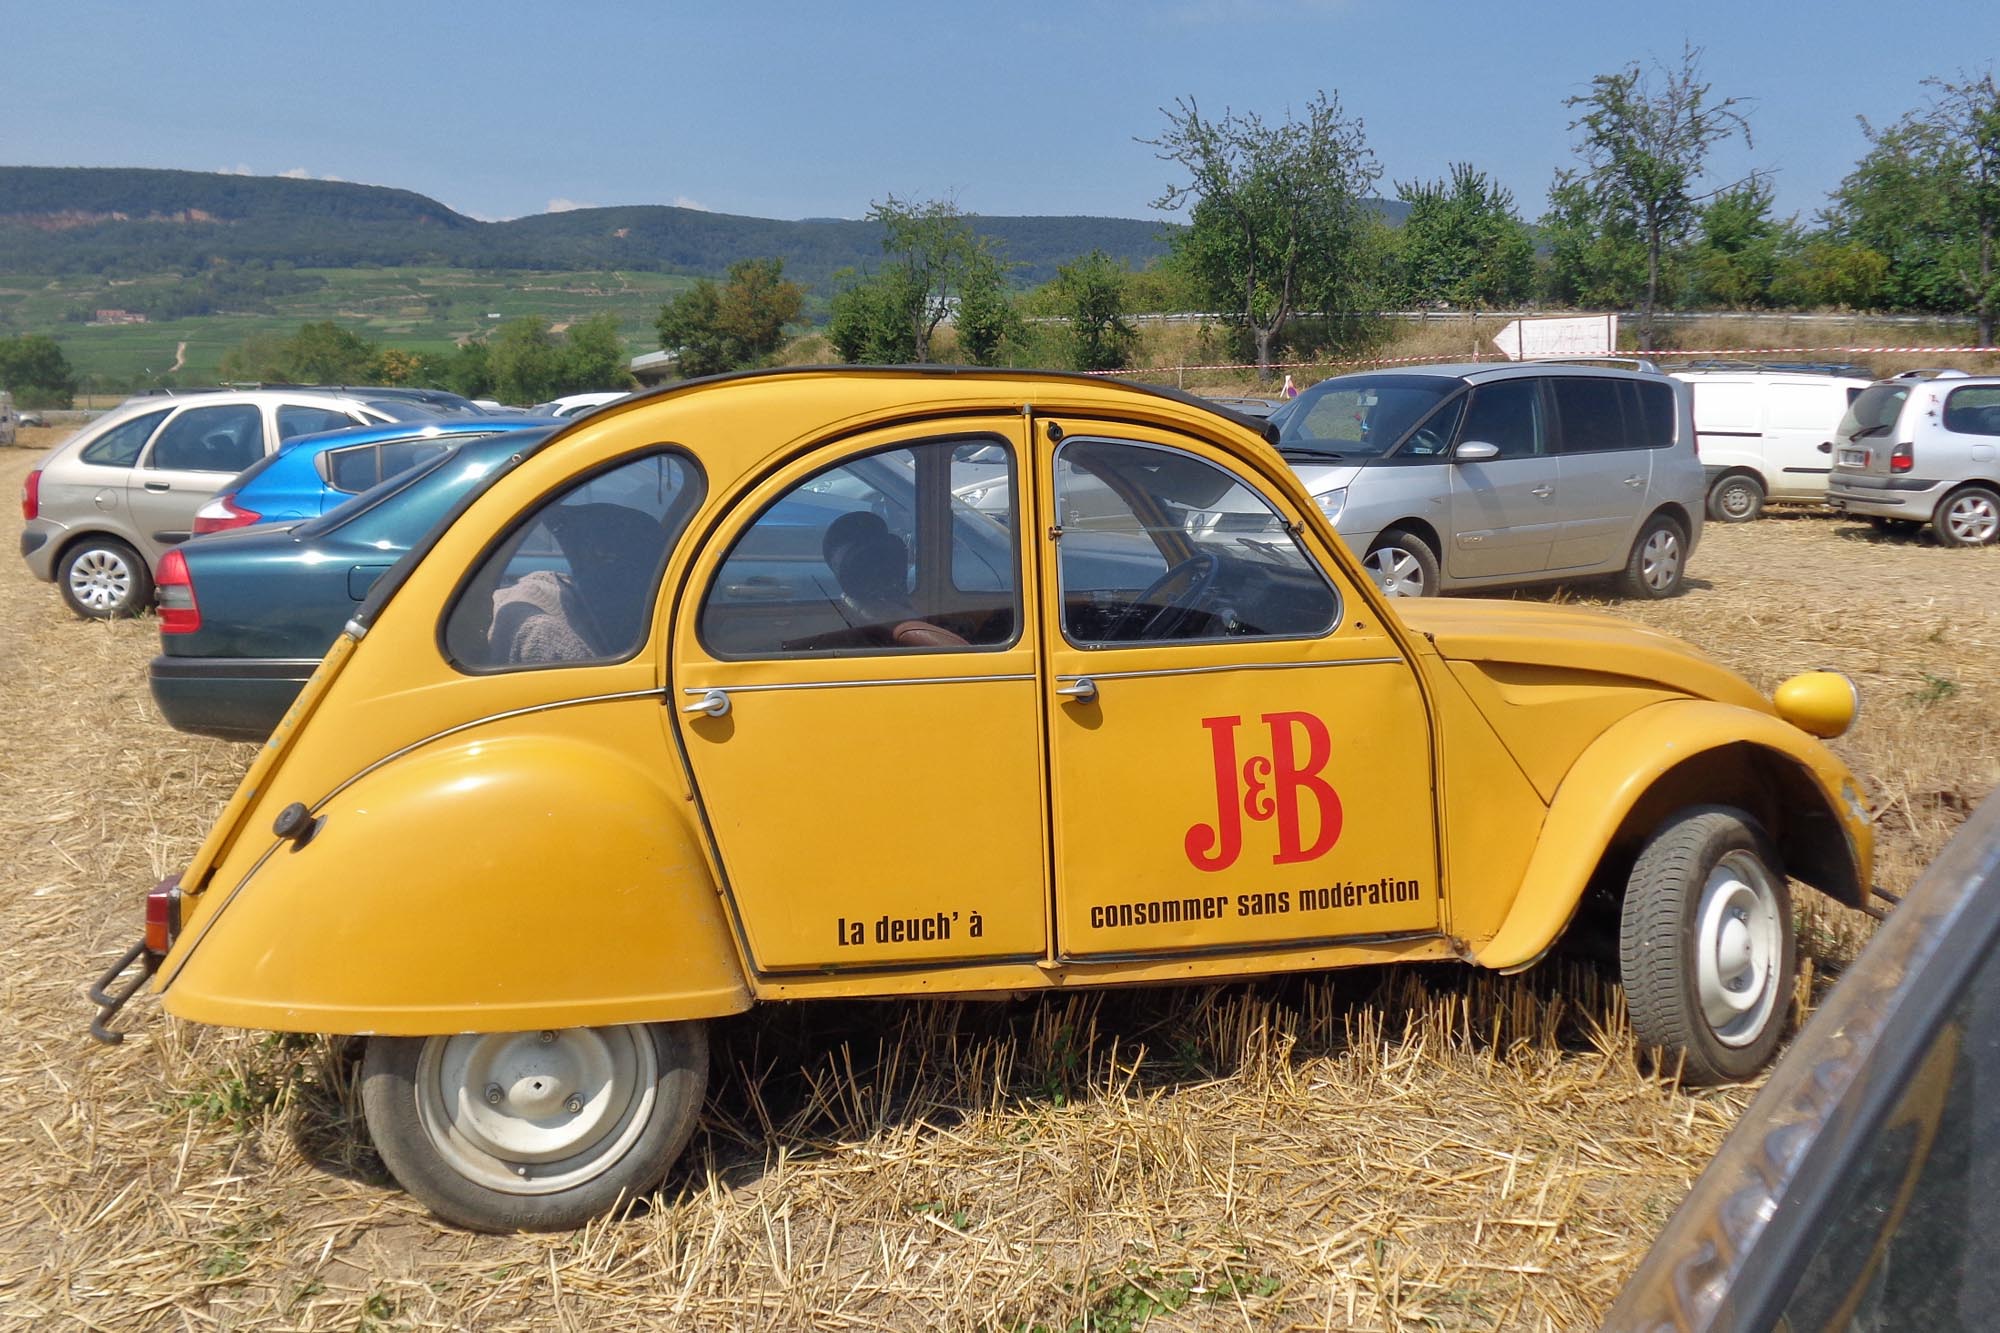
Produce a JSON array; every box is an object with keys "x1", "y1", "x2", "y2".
[{"x1": 149, "y1": 430, "x2": 554, "y2": 741}]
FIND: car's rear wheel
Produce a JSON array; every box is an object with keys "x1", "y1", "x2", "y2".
[
  {"x1": 1619, "y1": 806, "x2": 1794, "y2": 1085},
  {"x1": 1707, "y1": 473, "x2": 1765, "y2": 523},
  {"x1": 1619, "y1": 515, "x2": 1686, "y2": 599},
  {"x1": 1934, "y1": 485, "x2": 2000, "y2": 547},
  {"x1": 57, "y1": 536, "x2": 152, "y2": 619},
  {"x1": 1363, "y1": 528, "x2": 1439, "y2": 597},
  {"x1": 362, "y1": 1021, "x2": 707, "y2": 1232}
]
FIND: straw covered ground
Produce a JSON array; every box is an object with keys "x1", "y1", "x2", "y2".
[{"x1": 2, "y1": 428, "x2": 1995, "y2": 1331}]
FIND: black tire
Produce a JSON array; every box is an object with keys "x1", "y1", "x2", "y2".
[
  {"x1": 1619, "y1": 806, "x2": 1795, "y2": 1085},
  {"x1": 1362, "y1": 528, "x2": 1440, "y2": 598},
  {"x1": 56, "y1": 536, "x2": 153, "y2": 619},
  {"x1": 1932, "y1": 485, "x2": 2000, "y2": 548},
  {"x1": 1706, "y1": 473, "x2": 1765, "y2": 523},
  {"x1": 1618, "y1": 514, "x2": 1687, "y2": 599},
  {"x1": 362, "y1": 1021, "x2": 707, "y2": 1232}
]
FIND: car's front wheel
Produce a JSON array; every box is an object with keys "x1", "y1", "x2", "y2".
[
  {"x1": 57, "y1": 536, "x2": 152, "y2": 619},
  {"x1": 1619, "y1": 806, "x2": 1794, "y2": 1084},
  {"x1": 1363, "y1": 528, "x2": 1439, "y2": 597},
  {"x1": 362, "y1": 1021, "x2": 707, "y2": 1232},
  {"x1": 1707, "y1": 473, "x2": 1765, "y2": 523}
]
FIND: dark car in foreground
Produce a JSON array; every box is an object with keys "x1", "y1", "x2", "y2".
[{"x1": 150, "y1": 430, "x2": 555, "y2": 740}]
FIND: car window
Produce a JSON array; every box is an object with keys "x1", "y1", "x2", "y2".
[
  {"x1": 147, "y1": 404, "x2": 265, "y2": 473},
  {"x1": 1055, "y1": 438, "x2": 1339, "y2": 646},
  {"x1": 1840, "y1": 384, "x2": 1911, "y2": 442},
  {"x1": 1277, "y1": 374, "x2": 1458, "y2": 458},
  {"x1": 1632, "y1": 380, "x2": 1677, "y2": 449},
  {"x1": 325, "y1": 445, "x2": 381, "y2": 494},
  {"x1": 1459, "y1": 380, "x2": 1545, "y2": 459},
  {"x1": 699, "y1": 439, "x2": 1020, "y2": 657},
  {"x1": 78, "y1": 407, "x2": 170, "y2": 467},
  {"x1": 1551, "y1": 378, "x2": 1638, "y2": 453},
  {"x1": 277, "y1": 404, "x2": 359, "y2": 441},
  {"x1": 443, "y1": 451, "x2": 703, "y2": 671},
  {"x1": 1943, "y1": 387, "x2": 2000, "y2": 438}
]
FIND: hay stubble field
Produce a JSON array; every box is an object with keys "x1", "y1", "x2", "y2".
[{"x1": 2, "y1": 427, "x2": 1996, "y2": 1331}]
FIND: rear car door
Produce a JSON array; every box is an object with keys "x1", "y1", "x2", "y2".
[
  {"x1": 1446, "y1": 378, "x2": 1558, "y2": 578},
  {"x1": 1548, "y1": 376, "x2": 1650, "y2": 571},
  {"x1": 127, "y1": 402, "x2": 271, "y2": 562},
  {"x1": 1761, "y1": 382, "x2": 1848, "y2": 500}
]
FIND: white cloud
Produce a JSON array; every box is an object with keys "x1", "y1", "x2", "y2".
[
  {"x1": 546, "y1": 197, "x2": 596, "y2": 213},
  {"x1": 279, "y1": 167, "x2": 346, "y2": 182},
  {"x1": 219, "y1": 163, "x2": 255, "y2": 175},
  {"x1": 671, "y1": 195, "x2": 709, "y2": 211}
]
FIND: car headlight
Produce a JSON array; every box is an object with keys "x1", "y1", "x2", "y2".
[{"x1": 1314, "y1": 487, "x2": 1347, "y2": 525}]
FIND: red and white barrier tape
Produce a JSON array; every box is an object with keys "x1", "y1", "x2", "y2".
[{"x1": 1089, "y1": 345, "x2": 2000, "y2": 378}]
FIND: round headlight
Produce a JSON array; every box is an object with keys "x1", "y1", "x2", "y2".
[{"x1": 1774, "y1": 671, "x2": 1859, "y2": 739}]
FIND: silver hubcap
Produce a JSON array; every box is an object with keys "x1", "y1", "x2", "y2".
[
  {"x1": 1694, "y1": 851, "x2": 1784, "y2": 1047},
  {"x1": 414, "y1": 1027, "x2": 656, "y2": 1195},
  {"x1": 1945, "y1": 493, "x2": 1999, "y2": 544},
  {"x1": 1639, "y1": 528, "x2": 1682, "y2": 592},
  {"x1": 1719, "y1": 483, "x2": 1756, "y2": 518},
  {"x1": 1366, "y1": 546, "x2": 1428, "y2": 597},
  {"x1": 67, "y1": 548, "x2": 134, "y2": 612}
]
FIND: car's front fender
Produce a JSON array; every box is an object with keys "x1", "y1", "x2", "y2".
[{"x1": 1472, "y1": 698, "x2": 1872, "y2": 972}]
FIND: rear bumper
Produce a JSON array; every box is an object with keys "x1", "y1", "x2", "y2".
[
  {"x1": 19, "y1": 518, "x2": 64, "y2": 579},
  {"x1": 1826, "y1": 474, "x2": 1945, "y2": 520},
  {"x1": 149, "y1": 655, "x2": 319, "y2": 742}
]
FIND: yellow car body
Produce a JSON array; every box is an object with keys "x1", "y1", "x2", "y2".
[{"x1": 111, "y1": 368, "x2": 1872, "y2": 1229}]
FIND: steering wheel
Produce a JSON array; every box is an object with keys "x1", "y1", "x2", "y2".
[{"x1": 1122, "y1": 552, "x2": 1222, "y2": 641}]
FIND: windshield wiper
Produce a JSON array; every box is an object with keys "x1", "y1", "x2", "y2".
[
  {"x1": 1848, "y1": 423, "x2": 1892, "y2": 440},
  {"x1": 1279, "y1": 444, "x2": 1345, "y2": 461}
]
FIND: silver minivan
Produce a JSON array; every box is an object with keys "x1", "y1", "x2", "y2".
[
  {"x1": 20, "y1": 389, "x2": 434, "y2": 617},
  {"x1": 1826, "y1": 372, "x2": 2000, "y2": 546},
  {"x1": 1268, "y1": 363, "x2": 1705, "y2": 598}
]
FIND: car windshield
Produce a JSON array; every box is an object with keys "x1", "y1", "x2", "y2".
[
  {"x1": 1838, "y1": 384, "x2": 1910, "y2": 442},
  {"x1": 1273, "y1": 374, "x2": 1460, "y2": 457}
]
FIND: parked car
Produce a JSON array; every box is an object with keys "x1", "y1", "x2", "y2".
[
  {"x1": 152, "y1": 430, "x2": 557, "y2": 741},
  {"x1": 133, "y1": 383, "x2": 492, "y2": 419},
  {"x1": 529, "y1": 391, "x2": 631, "y2": 418},
  {"x1": 1826, "y1": 371, "x2": 2000, "y2": 545},
  {"x1": 1670, "y1": 366, "x2": 1875, "y2": 521},
  {"x1": 1268, "y1": 363, "x2": 1704, "y2": 598},
  {"x1": 1203, "y1": 394, "x2": 1286, "y2": 419},
  {"x1": 91, "y1": 368, "x2": 1872, "y2": 1232},
  {"x1": 19, "y1": 389, "x2": 442, "y2": 618},
  {"x1": 189, "y1": 416, "x2": 558, "y2": 536},
  {"x1": 1607, "y1": 791, "x2": 2000, "y2": 1331},
  {"x1": 0, "y1": 390, "x2": 17, "y2": 447}
]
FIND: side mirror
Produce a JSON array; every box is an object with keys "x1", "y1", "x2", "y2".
[{"x1": 1454, "y1": 440, "x2": 1500, "y2": 462}]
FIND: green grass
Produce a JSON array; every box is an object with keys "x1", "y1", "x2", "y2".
[{"x1": 0, "y1": 266, "x2": 696, "y2": 387}]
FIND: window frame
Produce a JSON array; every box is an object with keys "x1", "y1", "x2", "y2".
[
  {"x1": 437, "y1": 445, "x2": 708, "y2": 676},
  {"x1": 694, "y1": 433, "x2": 1026, "y2": 663},
  {"x1": 78, "y1": 407, "x2": 171, "y2": 468},
  {"x1": 1548, "y1": 375, "x2": 1654, "y2": 455},
  {"x1": 141, "y1": 402, "x2": 269, "y2": 474},
  {"x1": 1943, "y1": 385, "x2": 2000, "y2": 438},
  {"x1": 1452, "y1": 377, "x2": 1550, "y2": 460},
  {"x1": 1052, "y1": 434, "x2": 1343, "y2": 652}
]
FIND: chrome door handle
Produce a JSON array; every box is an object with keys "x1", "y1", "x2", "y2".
[
  {"x1": 1623, "y1": 476, "x2": 1645, "y2": 487},
  {"x1": 1055, "y1": 677, "x2": 1098, "y2": 704},
  {"x1": 1530, "y1": 485, "x2": 1554, "y2": 498},
  {"x1": 681, "y1": 688, "x2": 731, "y2": 718},
  {"x1": 143, "y1": 481, "x2": 171, "y2": 493}
]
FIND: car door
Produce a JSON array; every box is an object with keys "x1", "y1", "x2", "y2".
[
  {"x1": 1446, "y1": 378, "x2": 1558, "y2": 579},
  {"x1": 1761, "y1": 382, "x2": 1848, "y2": 500},
  {"x1": 126, "y1": 402, "x2": 271, "y2": 562},
  {"x1": 674, "y1": 422, "x2": 1051, "y2": 975},
  {"x1": 1549, "y1": 376, "x2": 1650, "y2": 571},
  {"x1": 1035, "y1": 420, "x2": 1439, "y2": 961}
]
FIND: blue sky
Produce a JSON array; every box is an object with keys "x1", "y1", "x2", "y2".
[{"x1": 4, "y1": 1, "x2": 1995, "y2": 226}]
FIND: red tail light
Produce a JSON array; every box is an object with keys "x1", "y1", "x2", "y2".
[
  {"x1": 191, "y1": 493, "x2": 262, "y2": 535},
  {"x1": 1890, "y1": 443, "x2": 1914, "y2": 474},
  {"x1": 21, "y1": 468, "x2": 39, "y2": 520},
  {"x1": 156, "y1": 549, "x2": 200, "y2": 633},
  {"x1": 144, "y1": 877, "x2": 182, "y2": 955}
]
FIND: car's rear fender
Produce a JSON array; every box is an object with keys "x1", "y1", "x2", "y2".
[
  {"x1": 1472, "y1": 698, "x2": 1871, "y2": 972},
  {"x1": 158, "y1": 712, "x2": 752, "y2": 1034}
]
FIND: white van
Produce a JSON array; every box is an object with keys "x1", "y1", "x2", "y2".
[{"x1": 1672, "y1": 367, "x2": 1874, "y2": 521}]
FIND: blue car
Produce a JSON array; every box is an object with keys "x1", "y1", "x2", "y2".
[{"x1": 189, "y1": 416, "x2": 557, "y2": 536}]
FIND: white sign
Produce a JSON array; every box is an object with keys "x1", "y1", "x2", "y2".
[{"x1": 1492, "y1": 315, "x2": 1619, "y2": 360}]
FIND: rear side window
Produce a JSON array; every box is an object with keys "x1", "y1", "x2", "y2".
[
  {"x1": 323, "y1": 439, "x2": 456, "y2": 494},
  {"x1": 443, "y1": 451, "x2": 703, "y2": 671},
  {"x1": 1944, "y1": 387, "x2": 2000, "y2": 438},
  {"x1": 1551, "y1": 378, "x2": 1635, "y2": 453},
  {"x1": 78, "y1": 408, "x2": 170, "y2": 467},
  {"x1": 277, "y1": 404, "x2": 358, "y2": 440},
  {"x1": 1632, "y1": 380, "x2": 1676, "y2": 449},
  {"x1": 148, "y1": 404, "x2": 265, "y2": 473}
]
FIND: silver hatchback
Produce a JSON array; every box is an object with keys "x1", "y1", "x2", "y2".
[
  {"x1": 1826, "y1": 372, "x2": 2000, "y2": 546},
  {"x1": 1268, "y1": 363, "x2": 1705, "y2": 598}
]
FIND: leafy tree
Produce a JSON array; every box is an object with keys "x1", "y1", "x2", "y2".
[
  {"x1": 655, "y1": 257, "x2": 805, "y2": 377},
  {"x1": 1053, "y1": 250, "x2": 1138, "y2": 371},
  {"x1": 827, "y1": 266, "x2": 920, "y2": 364},
  {"x1": 1685, "y1": 180, "x2": 1796, "y2": 308},
  {"x1": 369, "y1": 346, "x2": 430, "y2": 386},
  {"x1": 282, "y1": 320, "x2": 375, "y2": 383},
  {"x1": 952, "y1": 262, "x2": 1019, "y2": 366},
  {"x1": 558, "y1": 313, "x2": 634, "y2": 393},
  {"x1": 487, "y1": 316, "x2": 562, "y2": 404},
  {"x1": 1142, "y1": 92, "x2": 1380, "y2": 376},
  {"x1": 1392, "y1": 163, "x2": 1535, "y2": 308},
  {"x1": 1558, "y1": 45, "x2": 1755, "y2": 345},
  {"x1": 0, "y1": 334, "x2": 78, "y2": 408},
  {"x1": 1770, "y1": 238, "x2": 1891, "y2": 309},
  {"x1": 828, "y1": 197, "x2": 1012, "y2": 365},
  {"x1": 1539, "y1": 173, "x2": 1650, "y2": 307},
  {"x1": 1828, "y1": 72, "x2": 2000, "y2": 341},
  {"x1": 440, "y1": 341, "x2": 493, "y2": 399},
  {"x1": 216, "y1": 330, "x2": 293, "y2": 384}
]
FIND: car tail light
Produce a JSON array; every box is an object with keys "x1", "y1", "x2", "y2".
[
  {"x1": 156, "y1": 549, "x2": 200, "y2": 633},
  {"x1": 145, "y1": 877, "x2": 182, "y2": 955},
  {"x1": 21, "y1": 469, "x2": 39, "y2": 520},
  {"x1": 191, "y1": 493, "x2": 262, "y2": 534},
  {"x1": 1889, "y1": 443, "x2": 1914, "y2": 474}
]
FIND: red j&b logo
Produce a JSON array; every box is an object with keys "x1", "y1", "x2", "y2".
[{"x1": 1184, "y1": 712, "x2": 1343, "y2": 872}]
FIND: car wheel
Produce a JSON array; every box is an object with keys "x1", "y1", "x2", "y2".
[
  {"x1": 1619, "y1": 515, "x2": 1686, "y2": 599},
  {"x1": 56, "y1": 537, "x2": 153, "y2": 619},
  {"x1": 1363, "y1": 529, "x2": 1439, "y2": 597},
  {"x1": 1706, "y1": 474, "x2": 1765, "y2": 523},
  {"x1": 1619, "y1": 806, "x2": 1794, "y2": 1085},
  {"x1": 362, "y1": 1021, "x2": 707, "y2": 1232},
  {"x1": 1934, "y1": 486, "x2": 2000, "y2": 547}
]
